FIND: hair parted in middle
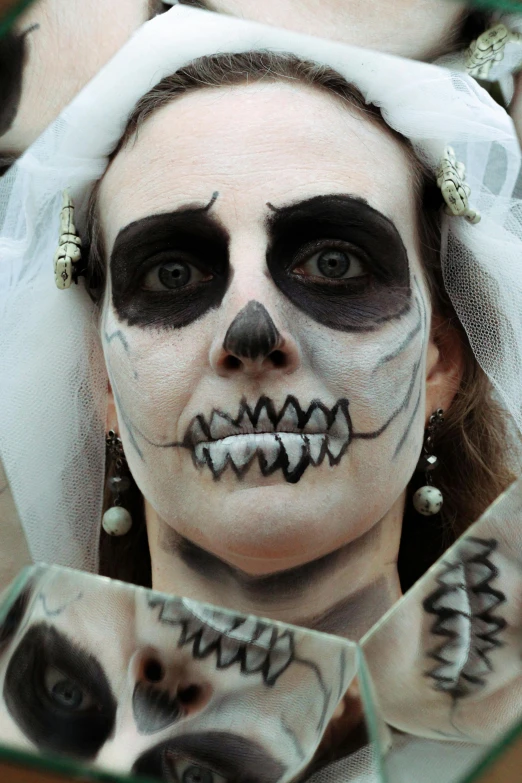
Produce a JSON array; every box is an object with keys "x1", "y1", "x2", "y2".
[{"x1": 84, "y1": 50, "x2": 517, "y2": 590}]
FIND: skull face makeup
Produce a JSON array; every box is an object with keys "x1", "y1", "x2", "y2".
[
  {"x1": 100, "y1": 79, "x2": 453, "y2": 589},
  {"x1": 0, "y1": 566, "x2": 362, "y2": 783}
]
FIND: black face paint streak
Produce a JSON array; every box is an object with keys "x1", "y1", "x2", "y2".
[
  {"x1": 0, "y1": 27, "x2": 35, "y2": 137},
  {"x1": 132, "y1": 682, "x2": 182, "y2": 734},
  {"x1": 392, "y1": 281, "x2": 428, "y2": 458},
  {"x1": 110, "y1": 194, "x2": 229, "y2": 330},
  {"x1": 0, "y1": 586, "x2": 31, "y2": 649},
  {"x1": 223, "y1": 300, "x2": 282, "y2": 360},
  {"x1": 266, "y1": 194, "x2": 411, "y2": 332},
  {"x1": 37, "y1": 591, "x2": 83, "y2": 617},
  {"x1": 376, "y1": 302, "x2": 422, "y2": 367},
  {"x1": 133, "y1": 732, "x2": 287, "y2": 783},
  {"x1": 104, "y1": 327, "x2": 139, "y2": 381},
  {"x1": 149, "y1": 597, "x2": 295, "y2": 687},
  {"x1": 423, "y1": 537, "x2": 507, "y2": 700},
  {"x1": 162, "y1": 521, "x2": 382, "y2": 605},
  {"x1": 293, "y1": 656, "x2": 330, "y2": 732},
  {"x1": 183, "y1": 395, "x2": 351, "y2": 484},
  {"x1": 280, "y1": 718, "x2": 306, "y2": 761},
  {"x1": 296, "y1": 577, "x2": 392, "y2": 640},
  {"x1": 352, "y1": 355, "x2": 421, "y2": 441},
  {"x1": 393, "y1": 381, "x2": 422, "y2": 459},
  {"x1": 3, "y1": 623, "x2": 117, "y2": 758},
  {"x1": 105, "y1": 327, "x2": 130, "y2": 353}
]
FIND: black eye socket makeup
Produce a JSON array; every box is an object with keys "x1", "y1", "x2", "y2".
[
  {"x1": 110, "y1": 197, "x2": 229, "y2": 330},
  {"x1": 133, "y1": 733, "x2": 287, "y2": 783},
  {"x1": 266, "y1": 194, "x2": 411, "y2": 332},
  {"x1": 0, "y1": 26, "x2": 36, "y2": 140},
  {"x1": 3, "y1": 623, "x2": 117, "y2": 759}
]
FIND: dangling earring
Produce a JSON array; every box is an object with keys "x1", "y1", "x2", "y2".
[
  {"x1": 102, "y1": 430, "x2": 133, "y2": 536},
  {"x1": 413, "y1": 409, "x2": 444, "y2": 517}
]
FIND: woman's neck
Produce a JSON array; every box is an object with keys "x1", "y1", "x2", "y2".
[{"x1": 146, "y1": 496, "x2": 404, "y2": 641}]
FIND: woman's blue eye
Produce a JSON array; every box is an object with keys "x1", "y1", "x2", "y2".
[
  {"x1": 44, "y1": 666, "x2": 92, "y2": 711},
  {"x1": 182, "y1": 766, "x2": 215, "y2": 783},
  {"x1": 142, "y1": 259, "x2": 210, "y2": 291},
  {"x1": 294, "y1": 246, "x2": 368, "y2": 281}
]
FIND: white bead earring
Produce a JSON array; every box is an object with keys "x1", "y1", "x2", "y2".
[
  {"x1": 102, "y1": 430, "x2": 133, "y2": 536},
  {"x1": 413, "y1": 409, "x2": 444, "y2": 517}
]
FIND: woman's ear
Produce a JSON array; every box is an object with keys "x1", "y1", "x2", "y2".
[
  {"x1": 425, "y1": 313, "x2": 465, "y2": 423},
  {"x1": 105, "y1": 381, "x2": 120, "y2": 433}
]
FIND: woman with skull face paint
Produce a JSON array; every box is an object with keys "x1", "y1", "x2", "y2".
[
  {"x1": 1, "y1": 4, "x2": 521, "y2": 630},
  {"x1": 0, "y1": 6, "x2": 522, "y2": 777}
]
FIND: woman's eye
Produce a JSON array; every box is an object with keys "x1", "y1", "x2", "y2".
[
  {"x1": 141, "y1": 259, "x2": 211, "y2": 292},
  {"x1": 293, "y1": 246, "x2": 368, "y2": 281},
  {"x1": 163, "y1": 755, "x2": 228, "y2": 783},
  {"x1": 43, "y1": 666, "x2": 93, "y2": 711}
]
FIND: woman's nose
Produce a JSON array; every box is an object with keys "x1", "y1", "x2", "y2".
[
  {"x1": 132, "y1": 649, "x2": 212, "y2": 734},
  {"x1": 210, "y1": 299, "x2": 301, "y2": 376}
]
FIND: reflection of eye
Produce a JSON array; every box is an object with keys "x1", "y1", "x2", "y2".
[
  {"x1": 44, "y1": 666, "x2": 94, "y2": 712},
  {"x1": 292, "y1": 244, "x2": 368, "y2": 281},
  {"x1": 164, "y1": 755, "x2": 228, "y2": 783},
  {"x1": 141, "y1": 258, "x2": 212, "y2": 291}
]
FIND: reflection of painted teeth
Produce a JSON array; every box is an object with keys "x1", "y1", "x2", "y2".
[{"x1": 149, "y1": 597, "x2": 295, "y2": 686}]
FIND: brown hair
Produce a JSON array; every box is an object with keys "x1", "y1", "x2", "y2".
[{"x1": 87, "y1": 51, "x2": 517, "y2": 591}]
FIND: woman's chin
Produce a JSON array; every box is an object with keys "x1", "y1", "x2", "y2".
[{"x1": 160, "y1": 477, "x2": 382, "y2": 576}]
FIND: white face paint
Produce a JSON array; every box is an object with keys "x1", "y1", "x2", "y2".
[
  {"x1": 0, "y1": 566, "x2": 357, "y2": 782},
  {"x1": 179, "y1": 0, "x2": 468, "y2": 60},
  {"x1": 99, "y1": 82, "x2": 432, "y2": 576}
]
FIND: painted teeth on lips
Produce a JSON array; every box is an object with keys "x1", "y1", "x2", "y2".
[{"x1": 186, "y1": 397, "x2": 352, "y2": 482}]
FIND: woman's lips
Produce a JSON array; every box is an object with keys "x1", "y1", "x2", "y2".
[{"x1": 185, "y1": 396, "x2": 351, "y2": 483}]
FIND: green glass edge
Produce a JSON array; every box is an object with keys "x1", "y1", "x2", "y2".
[
  {"x1": 464, "y1": 0, "x2": 522, "y2": 11},
  {"x1": 356, "y1": 647, "x2": 388, "y2": 783},
  {"x1": 0, "y1": 567, "x2": 159, "y2": 783},
  {"x1": 0, "y1": 742, "x2": 161, "y2": 783},
  {"x1": 457, "y1": 715, "x2": 522, "y2": 783},
  {"x1": 0, "y1": 0, "x2": 35, "y2": 38}
]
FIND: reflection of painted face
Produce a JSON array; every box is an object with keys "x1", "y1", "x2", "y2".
[
  {"x1": 100, "y1": 82, "x2": 431, "y2": 575},
  {"x1": 0, "y1": 567, "x2": 357, "y2": 782},
  {"x1": 362, "y1": 477, "x2": 522, "y2": 744},
  {"x1": 0, "y1": 0, "x2": 151, "y2": 157},
  {"x1": 175, "y1": 0, "x2": 467, "y2": 60}
]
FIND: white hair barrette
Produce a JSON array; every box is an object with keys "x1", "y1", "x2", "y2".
[
  {"x1": 436, "y1": 147, "x2": 481, "y2": 225},
  {"x1": 53, "y1": 190, "x2": 82, "y2": 290}
]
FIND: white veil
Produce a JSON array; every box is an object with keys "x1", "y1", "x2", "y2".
[{"x1": 0, "y1": 5, "x2": 521, "y2": 572}]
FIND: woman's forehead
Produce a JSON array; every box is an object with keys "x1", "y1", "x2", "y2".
[{"x1": 99, "y1": 81, "x2": 418, "y2": 249}]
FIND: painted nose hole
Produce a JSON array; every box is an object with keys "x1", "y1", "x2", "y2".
[
  {"x1": 143, "y1": 657, "x2": 164, "y2": 683},
  {"x1": 223, "y1": 355, "x2": 241, "y2": 370},
  {"x1": 269, "y1": 350, "x2": 286, "y2": 367},
  {"x1": 178, "y1": 684, "x2": 201, "y2": 706}
]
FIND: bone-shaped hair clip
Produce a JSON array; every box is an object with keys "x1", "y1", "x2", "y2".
[
  {"x1": 465, "y1": 22, "x2": 522, "y2": 80},
  {"x1": 53, "y1": 190, "x2": 82, "y2": 290},
  {"x1": 436, "y1": 147, "x2": 481, "y2": 225}
]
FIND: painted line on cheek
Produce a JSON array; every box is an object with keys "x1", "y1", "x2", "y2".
[
  {"x1": 279, "y1": 718, "x2": 306, "y2": 761},
  {"x1": 351, "y1": 355, "x2": 422, "y2": 441},
  {"x1": 293, "y1": 655, "x2": 331, "y2": 733},
  {"x1": 375, "y1": 300, "x2": 422, "y2": 368},
  {"x1": 392, "y1": 287, "x2": 429, "y2": 458}
]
